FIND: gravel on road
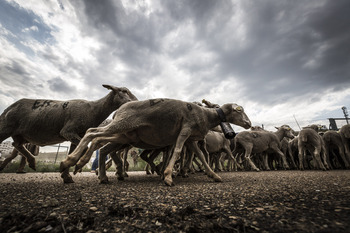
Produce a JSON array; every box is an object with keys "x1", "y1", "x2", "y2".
[{"x1": 1, "y1": 170, "x2": 350, "y2": 233}]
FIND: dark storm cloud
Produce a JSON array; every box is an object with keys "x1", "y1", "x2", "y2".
[
  {"x1": 47, "y1": 77, "x2": 76, "y2": 94},
  {"x1": 69, "y1": 0, "x2": 169, "y2": 87},
  {"x1": 55, "y1": 0, "x2": 350, "y2": 105},
  {"x1": 215, "y1": 0, "x2": 350, "y2": 104},
  {"x1": 160, "y1": 0, "x2": 350, "y2": 104}
]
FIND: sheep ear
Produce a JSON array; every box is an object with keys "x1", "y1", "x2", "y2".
[
  {"x1": 275, "y1": 126, "x2": 279, "y2": 130},
  {"x1": 102, "y1": 84, "x2": 118, "y2": 92}
]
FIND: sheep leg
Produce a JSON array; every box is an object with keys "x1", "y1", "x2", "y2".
[
  {"x1": 217, "y1": 153, "x2": 224, "y2": 171},
  {"x1": 275, "y1": 150, "x2": 290, "y2": 170},
  {"x1": 0, "y1": 148, "x2": 19, "y2": 171},
  {"x1": 163, "y1": 129, "x2": 191, "y2": 186},
  {"x1": 0, "y1": 148, "x2": 18, "y2": 171},
  {"x1": 60, "y1": 129, "x2": 105, "y2": 170},
  {"x1": 160, "y1": 146, "x2": 173, "y2": 178},
  {"x1": 262, "y1": 153, "x2": 271, "y2": 171},
  {"x1": 313, "y1": 147, "x2": 326, "y2": 171},
  {"x1": 140, "y1": 149, "x2": 161, "y2": 175},
  {"x1": 184, "y1": 151, "x2": 197, "y2": 173},
  {"x1": 74, "y1": 136, "x2": 115, "y2": 173},
  {"x1": 320, "y1": 148, "x2": 330, "y2": 170},
  {"x1": 287, "y1": 145, "x2": 297, "y2": 169},
  {"x1": 99, "y1": 143, "x2": 124, "y2": 183},
  {"x1": 198, "y1": 140, "x2": 210, "y2": 163},
  {"x1": 243, "y1": 146, "x2": 260, "y2": 171},
  {"x1": 16, "y1": 156, "x2": 27, "y2": 173},
  {"x1": 186, "y1": 141, "x2": 222, "y2": 182},
  {"x1": 224, "y1": 148, "x2": 242, "y2": 171},
  {"x1": 59, "y1": 144, "x2": 79, "y2": 183},
  {"x1": 149, "y1": 150, "x2": 162, "y2": 175},
  {"x1": 298, "y1": 145, "x2": 305, "y2": 170},
  {"x1": 338, "y1": 145, "x2": 350, "y2": 168},
  {"x1": 140, "y1": 149, "x2": 152, "y2": 174},
  {"x1": 114, "y1": 149, "x2": 126, "y2": 180},
  {"x1": 145, "y1": 163, "x2": 151, "y2": 174},
  {"x1": 121, "y1": 147, "x2": 129, "y2": 177},
  {"x1": 179, "y1": 146, "x2": 189, "y2": 177},
  {"x1": 12, "y1": 141, "x2": 36, "y2": 171}
]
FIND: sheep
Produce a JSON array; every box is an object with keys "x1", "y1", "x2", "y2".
[
  {"x1": 60, "y1": 98, "x2": 251, "y2": 186},
  {"x1": 323, "y1": 130, "x2": 350, "y2": 169},
  {"x1": 339, "y1": 124, "x2": 350, "y2": 162},
  {"x1": 232, "y1": 125, "x2": 294, "y2": 171},
  {"x1": 203, "y1": 130, "x2": 238, "y2": 172},
  {"x1": 0, "y1": 84, "x2": 137, "y2": 183},
  {"x1": 281, "y1": 137, "x2": 297, "y2": 169},
  {"x1": 297, "y1": 125, "x2": 329, "y2": 171}
]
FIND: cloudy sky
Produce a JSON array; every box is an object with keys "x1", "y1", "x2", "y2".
[{"x1": 0, "y1": 0, "x2": 349, "y2": 133}]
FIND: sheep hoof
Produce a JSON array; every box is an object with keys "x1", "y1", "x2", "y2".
[
  {"x1": 27, "y1": 161, "x2": 36, "y2": 171},
  {"x1": 213, "y1": 175, "x2": 222, "y2": 182},
  {"x1": 73, "y1": 167, "x2": 81, "y2": 175},
  {"x1": 164, "y1": 177, "x2": 174, "y2": 186},
  {"x1": 63, "y1": 176, "x2": 74, "y2": 184},
  {"x1": 99, "y1": 178, "x2": 109, "y2": 184},
  {"x1": 16, "y1": 171, "x2": 26, "y2": 174}
]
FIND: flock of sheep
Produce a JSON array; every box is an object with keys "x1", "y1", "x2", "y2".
[{"x1": 0, "y1": 84, "x2": 349, "y2": 186}]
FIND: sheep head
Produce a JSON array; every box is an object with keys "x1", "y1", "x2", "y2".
[
  {"x1": 275, "y1": 125, "x2": 295, "y2": 139},
  {"x1": 102, "y1": 84, "x2": 138, "y2": 106},
  {"x1": 220, "y1": 103, "x2": 251, "y2": 129},
  {"x1": 340, "y1": 124, "x2": 350, "y2": 138}
]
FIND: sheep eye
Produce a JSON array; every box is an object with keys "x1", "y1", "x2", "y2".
[{"x1": 235, "y1": 106, "x2": 243, "y2": 112}]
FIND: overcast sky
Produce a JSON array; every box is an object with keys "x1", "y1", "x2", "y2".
[{"x1": 0, "y1": 0, "x2": 349, "y2": 134}]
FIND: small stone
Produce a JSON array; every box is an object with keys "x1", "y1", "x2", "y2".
[
  {"x1": 90, "y1": 207, "x2": 98, "y2": 212},
  {"x1": 49, "y1": 212, "x2": 57, "y2": 218},
  {"x1": 155, "y1": 221, "x2": 162, "y2": 226}
]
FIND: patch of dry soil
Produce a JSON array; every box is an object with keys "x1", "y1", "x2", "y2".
[{"x1": 1, "y1": 170, "x2": 350, "y2": 232}]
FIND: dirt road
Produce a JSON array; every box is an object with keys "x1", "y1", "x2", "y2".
[{"x1": 1, "y1": 170, "x2": 350, "y2": 232}]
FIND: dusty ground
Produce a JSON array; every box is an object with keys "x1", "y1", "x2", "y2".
[{"x1": 0, "y1": 170, "x2": 350, "y2": 233}]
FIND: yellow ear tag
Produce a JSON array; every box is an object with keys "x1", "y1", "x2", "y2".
[{"x1": 235, "y1": 106, "x2": 242, "y2": 111}]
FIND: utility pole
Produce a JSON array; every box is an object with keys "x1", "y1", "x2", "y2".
[
  {"x1": 342, "y1": 106, "x2": 349, "y2": 124},
  {"x1": 293, "y1": 115, "x2": 301, "y2": 130}
]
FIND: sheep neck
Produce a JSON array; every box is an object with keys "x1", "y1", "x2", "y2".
[
  {"x1": 215, "y1": 108, "x2": 227, "y2": 122},
  {"x1": 90, "y1": 92, "x2": 119, "y2": 120},
  {"x1": 206, "y1": 108, "x2": 224, "y2": 130},
  {"x1": 274, "y1": 128, "x2": 286, "y2": 142}
]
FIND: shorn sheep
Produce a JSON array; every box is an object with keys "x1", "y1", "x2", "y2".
[
  {"x1": 232, "y1": 125, "x2": 295, "y2": 171},
  {"x1": 323, "y1": 130, "x2": 350, "y2": 169},
  {"x1": 0, "y1": 85, "x2": 137, "y2": 183},
  {"x1": 339, "y1": 124, "x2": 350, "y2": 163},
  {"x1": 60, "y1": 98, "x2": 251, "y2": 186},
  {"x1": 298, "y1": 125, "x2": 329, "y2": 170}
]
